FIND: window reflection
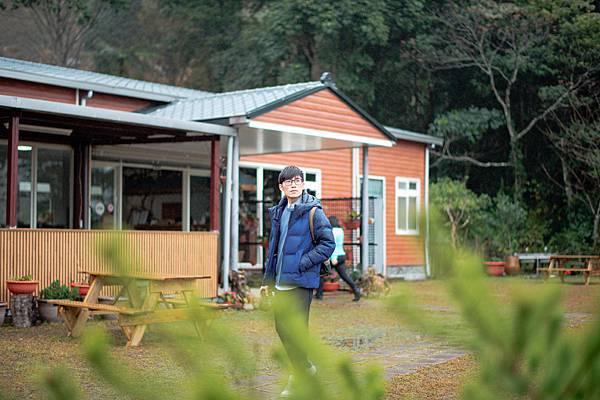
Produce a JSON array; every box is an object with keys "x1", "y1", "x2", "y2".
[
  {"x1": 37, "y1": 148, "x2": 70, "y2": 228},
  {"x1": 239, "y1": 168, "x2": 258, "y2": 265},
  {"x1": 122, "y1": 167, "x2": 182, "y2": 231},
  {"x1": 190, "y1": 175, "x2": 210, "y2": 231}
]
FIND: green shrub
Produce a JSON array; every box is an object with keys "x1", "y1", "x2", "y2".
[{"x1": 40, "y1": 280, "x2": 78, "y2": 300}]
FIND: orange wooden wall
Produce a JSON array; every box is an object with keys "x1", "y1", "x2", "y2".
[
  {"x1": 364, "y1": 141, "x2": 425, "y2": 266},
  {"x1": 0, "y1": 229, "x2": 218, "y2": 303},
  {"x1": 242, "y1": 140, "x2": 426, "y2": 267},
  {"x1": 254, "y1": 89, "x2": 388, "y2": 141}
]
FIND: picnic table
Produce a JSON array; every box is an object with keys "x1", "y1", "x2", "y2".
[
  {"x1": 537, "y1": 255, "x2": 600, "y2": 285},
  {"x1": 49, "y1": 270, "x2": 218, "y2": 346}
]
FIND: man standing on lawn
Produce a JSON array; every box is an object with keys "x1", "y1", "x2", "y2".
[{"x1": 260, "y1": 165, "x2": 335, "y2": 398}]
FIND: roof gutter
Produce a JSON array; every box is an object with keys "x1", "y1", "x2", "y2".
[
  {"x1": 385, "y1": 126, "x2": 444, "y2": 147},
  {"x1": 0, "y1": 95, "x2": 236, "y2": 136}
]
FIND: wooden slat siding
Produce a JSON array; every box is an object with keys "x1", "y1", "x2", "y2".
[
  {"x1": 0, "y1": 229, "x2": 218, "y2": 303},
  {"x1": 86, "y1": 93, "x2": 157, "y2": 112},
  {"x1": 0, "y1": 77, "x2": 75, "y2": 104},
  {"x1": 253, "y1": 90, "x2": 388, "y2": 140},
  {"x1": 241, "y1": 148, "x2": 353, "y2": 198},
  {"x1": 361, "y1": 141, "x2": 426, "y2": 266}
]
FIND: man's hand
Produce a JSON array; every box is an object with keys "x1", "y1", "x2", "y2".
[{"x1": 331, "y1": 257, "x2": 338, "y2": 266}]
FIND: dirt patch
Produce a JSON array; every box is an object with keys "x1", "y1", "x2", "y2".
[{"x1": 386, "y1": 355, "x2": 476, "y2": 400}]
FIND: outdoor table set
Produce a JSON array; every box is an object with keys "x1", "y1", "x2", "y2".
[
  {"x1": 538, "y1": 255, "x2": 600, "y2": 285},
  {"x1": 49, "y1": 270, "x2": 217, "y2": 346}
]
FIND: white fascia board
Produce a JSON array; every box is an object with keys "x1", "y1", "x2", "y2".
[
  {"x1": 0, "y1": 69, "x2": 185, "y2": 102},
  {"x1": 248, "y1": 120, "x2": 393, "y2": 147},
  {"x1": 0, "y1": 95, "x2": 235, "y2": 136}
]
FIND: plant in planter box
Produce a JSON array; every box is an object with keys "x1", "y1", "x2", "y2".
[
  {"x1": 6, "y1": 274, "x2": 39, "y2": 295},
  {"x1": 38, "y1": 280, "x2": 78, "y2": 322}
]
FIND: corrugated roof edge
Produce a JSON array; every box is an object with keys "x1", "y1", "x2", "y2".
[
  {"x1": 0, "y1": 95, "x2": 235, "y2": 136},
  {"x1": 0, "y1": 57, "x2": 211, "y2": 102},
  {"x1": 385, "y1": 126, "x2": 444, "y2": 146}
]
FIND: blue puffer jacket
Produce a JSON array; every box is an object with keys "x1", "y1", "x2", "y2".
[{"x1": 263, "y1": 192, "x2": 335, "y2": 289}]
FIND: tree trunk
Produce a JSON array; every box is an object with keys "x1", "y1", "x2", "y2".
[
  {"x1": 593, "y1": 201, "x2": 600, "y2": 250},
  {"x1": 510, "y1": 139, "x2": 525, "y2": 203},
  {"x1": 559, "y1": 141, "x2": 574, "y2": 205}
]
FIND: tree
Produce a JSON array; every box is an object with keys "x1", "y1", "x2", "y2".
[
  {"x1": 1, "y1": 0, "x2": 124, "y2": 67},
  {"x1": 428, "y1": 107, "x2": 508, "y2": 169},
  {"x1": 430, "y1": 178, "x2": 490, "y2": 248},
  {"x1": 409, "y1": 0, "x2": 597, "y2": 201}
]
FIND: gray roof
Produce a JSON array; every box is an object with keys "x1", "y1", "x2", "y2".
[
  {"x1": 147, "y1": 81, "x2": 324, "y2": 121},
  {"x1": 0, "y1": 94, "x2": 235, "y2": 136},
  {"x1": 385, "y1": 126, "x2": 444, "y2": 146},
  {"x1": 0, "y1": 56, "x2": 211, "y2": 102}
]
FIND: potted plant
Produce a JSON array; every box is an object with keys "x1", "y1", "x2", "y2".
[
  {"x1": 343, "y1": 210, "x2": 361, "y2": 230},
  {"x1": 322, "y1": 271, "x2": 340, "y2": 292},
  {"x1": 6, "y1": 274, "x2": 39, "y2": 295},
  {"x1": 70, "y1": 282, "x2": 91, "y2": 297},
  {"x1": 38, "y1": 280, "x2": 78, "y2": 322}
]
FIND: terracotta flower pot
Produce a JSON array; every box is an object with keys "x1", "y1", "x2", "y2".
[
  {"x1": 70, "y1": 283, "x2": 90, "y2": 296},
  {"x1": 6, "y1": 280, "x2": 39, "y2": 295},
  {"x1": 323, "y1": 281, "x2": 340, "y2": 292},
  {"x1": 504, "y1": 256, "x2": 520, "y2": 276},
  {"x1": 484, "y1": 261, "x2": 505, "y2": 277}
]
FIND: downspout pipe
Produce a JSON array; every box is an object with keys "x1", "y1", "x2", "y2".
[
  {"x1": 221, "y1": 136, "x2": 234, "y2": 291},
  {"x1": 230, "y1": 135, "x2": 240, "y2": 273},
  {"x1": 425, "y1": 145, "x2": 431, "y2": 277},
  {"x1": 361, "y1": 145, "x2": 369, "y2": 272}
]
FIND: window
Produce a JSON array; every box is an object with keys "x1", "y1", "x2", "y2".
[
  {"x1": 0, "y1": 142, "x2": 71, "y2": 228},
  {"x1": 395, "y1": 177, "x2": 420, "y2": 235}
]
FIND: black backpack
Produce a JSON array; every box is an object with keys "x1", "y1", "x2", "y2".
[{"x1": 309, "y1": 207, "x2": 332, "y2": 277}]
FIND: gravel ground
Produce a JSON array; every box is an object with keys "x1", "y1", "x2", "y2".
[
  {"x1": 0, "y1": 278, "x2": 598, "y2": 399},
  {"x1": 386, "y1": 355, "x2": 476, "y2": 400}
]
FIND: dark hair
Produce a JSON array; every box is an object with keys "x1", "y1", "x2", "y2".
[
  {"x1": 278, "y1": 166, "x2": 304, "y2": 184},
  {"x1": 329, "y1": 216, "x2": 340, "y2": 228}
]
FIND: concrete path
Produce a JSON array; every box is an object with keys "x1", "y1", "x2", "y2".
[{"x1": 238, "y1": 338, "x2": 467, "y2": 398}]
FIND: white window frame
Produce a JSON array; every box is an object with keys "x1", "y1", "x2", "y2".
[
  {"x1": 239, "y1": 161, "x2": 322, "y2": 199},
  {"x1": 238, "y1": 161, "x2": 322, "y2": 269},
  {"x1": 395, "y1": 176, "x2": 420, "y2": 235}
]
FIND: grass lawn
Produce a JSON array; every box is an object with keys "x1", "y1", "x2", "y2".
[{"x1": 0, "y1": 277, "x2": 598, "y2": 399}]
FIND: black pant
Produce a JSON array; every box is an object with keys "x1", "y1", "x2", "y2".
[
  {"x1": 316, "y1": 257, "x2": 358, "y2": 297},
  {"x1": 273, "y1": 287, "x2": 313, "y2": 372}
]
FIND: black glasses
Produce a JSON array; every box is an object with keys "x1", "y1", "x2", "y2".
[{"x1": 282, "y1": 177, "x2": 303, "y2": 187}]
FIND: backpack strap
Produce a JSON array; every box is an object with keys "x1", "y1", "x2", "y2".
[{"x1": 309, "y1": 207, "x2": 317, "y2": 244}]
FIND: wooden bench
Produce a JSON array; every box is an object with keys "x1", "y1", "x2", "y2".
[
  {"x1": 538, "y1": 255, "x2": 600, "y2": 285},
  {"x1": 47, "y1": 299, "x2": 149, "y2": 315}
]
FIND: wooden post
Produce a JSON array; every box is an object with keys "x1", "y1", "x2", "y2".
[
  {"x1": 6, "y1": 114, "x2": 19, "y2": 228},
  {"x1": 73, "y1": 142, "x2": 83, "y2": 229},
  {"x1": 72, "y1": 142, "x2": 90, "y2": 229},
  {"x1": 209, "y1": 136, "x2": 220, "y2": 231}
]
